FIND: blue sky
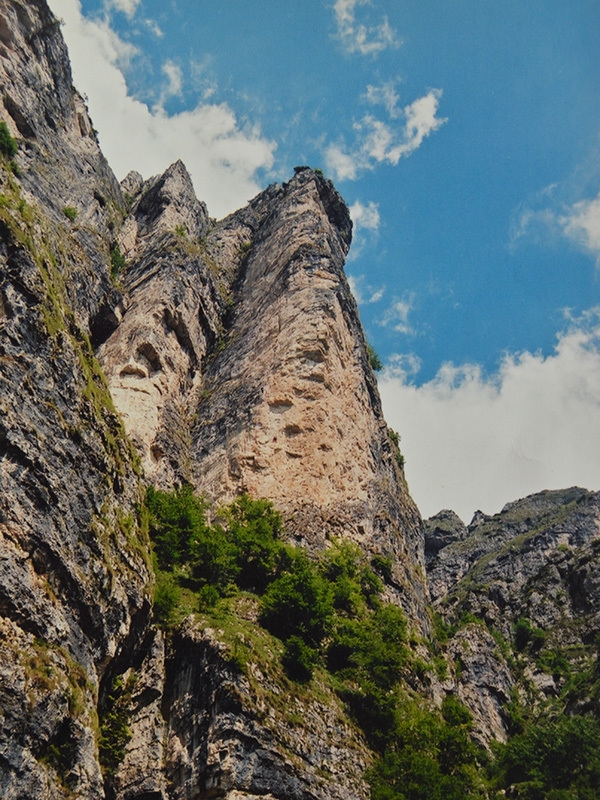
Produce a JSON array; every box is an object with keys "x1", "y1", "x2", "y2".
[{"x1": 49, "y1": 0, "x2": 600, "y2": 520}]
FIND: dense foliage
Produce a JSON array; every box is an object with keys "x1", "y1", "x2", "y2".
[
  {"x1": 490, "y1": 715, "x2": 600, "y2": 799},
  {"x1": 0, "y1": 121, "x2": 18, "y2": 158},
  {"x1": 145, "y1": 485, "x2": 600, "y2": 800},
  {"x1": 98, "y1": 675, "x2": 135, "y2": 777}
]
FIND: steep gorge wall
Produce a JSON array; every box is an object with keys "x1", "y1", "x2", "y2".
[
  {"x1": 0, "y1": 1, "x2": 150, "y2": 796},
  {"x1": 3, "y1": 2, "x2": 598, "y2": 798},
  {"x1": 0, "y1": 1, "x2": 426, "y2": 797},
  {"x1": 425, "y1": 488, "x2": 600, "y2": 747},
  {"x1": 99, "y1": 164, "x2": 427, "y2": 623}
]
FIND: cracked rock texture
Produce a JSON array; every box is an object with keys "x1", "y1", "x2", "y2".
[
  {"x1": 99, "y1": 164, "x2": 427, "y2": 623},
  {"x1": 0, "y1": 1, "x2": 150, "y2": 796},
  {"x1": 427, "y1": 487, "x2": 600, "y2": 745},
  {"x1": 0, "y1": 1, "x2": 418, "y2": 796},
  {"x1": 163, "y1": 618, "x2": 371, "y2": 800}
]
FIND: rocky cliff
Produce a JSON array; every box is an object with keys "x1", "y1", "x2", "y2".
[
  {"x1": 98, "y1": 160, "x2": 426, "y2": 622},
  {"x1": 1, "y1": 1, "x2": 599, "y2": 799},
  {"x1": 0, "y1": 1, "x2": 149, "y2": 796},
  {"x1": 0, "y1": 1, "x2": 421, "y2": 797},
  {"x1": 426, "y1": 487, "x2": 600, "y2": 747}
]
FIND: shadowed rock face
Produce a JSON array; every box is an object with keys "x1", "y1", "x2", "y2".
[
  {"x1": 162, "y1": 619, "x2": 371, "y2": 800},
  {"x1": 0, "y1": 0, "x2": 124, "y2": 330},
  {"x1": 427, "y1": 487, "x2": 600, "y2": 747},
  {"x1": 97, "y1": 160, "x2": 218, "y2": 489},
  {"x1": 0, "y1": 1, "x2": 150, "y2": 796}
]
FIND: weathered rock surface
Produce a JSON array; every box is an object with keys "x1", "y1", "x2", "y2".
[
  {"x1": 423, "y1": 508, "x2": 467, "y2": 568},
  {"x1": 98, "y1": 160, "x2": 219, "y2": 486},
  {"x1": 2, "y1": 0, "x2": 600, "y2": 797},
  {"x1": 190, "y1": 168, "x2": 426, "y2": 618},
  {"x1": 99, "y1": 163, "x2": 427, "y2": 622},
  {"x1": 428, "y1": 487, "x2": 600, "y2": 744},
  {"x1": 446, "y1": 625, "x2": 514, "y2": 747},
  {"x1": 0, "y1": 0, "x2": 125, "y2": 334},
  {"x1": 0, "y1": 1, "x2": 425, "y2": 796},
  {"x1": 428, "y1": 487, "x2": 600, "y2": 626},
  {"x1": 163, "y1": 617, "x2": 371, "y2": 800},
  {"x1": 0, "y1": 1, "x2": 149, "y2": 795}
]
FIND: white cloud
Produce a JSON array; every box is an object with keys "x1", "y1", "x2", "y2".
[
  {"x1": 379, "y1": 310, "x2": 600, "y2": 522},
  {"x1": 401, "y1": 91, "x2": 447, "y2": 158},
  {"x1": 104, "y1": 0, "x2": 140, "y2": 17},
  {"x1": 364, "y1": 80, "x2": 402, "y2": 118},
  {"x1": 325, "y1": 143, "x2": 359, "y2": 181},
  {"x1": 350, "y1": 199, "x2": 380, "y2": 232},
  {"x1": 333, "y1": 0, "x2": 400, "y2": 56},
  {"x1": 347, "y1": 274, "x2": 384, "y2": 304},
  {"x1": 560, "y1": 192, "x2": 600, "y2": 266},
  {"x1": 145, "y1": 19, "x2": 163, "y2": 38},
  {"x1": 347, "y1": 199, "x2": 381, "y2": 260},
  {"x1": 325, "y1": 89, "x2": 446, "y2": 181},
  {"x1": 511, "y1": 185, "x2": 600, "y2": 267},
  {"x1": 48, "y1": 0, "x2": 275, "y2": 218},
  {"x1": 380, "y1": 293, "x2": 416, "y2": 335},
  {"x1": 156, "y1": 60, "x2": 183, "y2": 108}
]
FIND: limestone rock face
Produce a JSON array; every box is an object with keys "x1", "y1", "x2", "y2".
[
  {"x1": 0, "y1": 0, "x2": 121, "y2": 216},
  {"x1": 5, "y1": 1, "x2": 600, "y2": 797},
  {"x1": 99, "y1": 164, "x2": 427, "y2": 620},
  {"x1": 98, "y1": 161, "x2": 219, "y2": 485},
  {"x1": 191, "y1": 168, "x2": 426, "y2": 617},
  {"x1": 428, "y1": 487, "x2": 600, "y2": 743},
  {"x1": 423, "y1": 508, "x2": 467, "y2": 568},
  {"x1": 428, "y1": 487, "x2": 600, "y2": 623},
  {"x1": 0, "y1": 1, "x2": 150, "y2": 796},
  {"x1": 0, "y1": 1, "x2": 427, "y2": 794},
  {"x1": 163, "y1": 619, "x2": 371, "y2": 800},
  {"x1": 0, "y1": 0, "x2": 124, "y2": 330},
  {"x1": 446, "y1": 625, "x2": 515, "y2": 747}
]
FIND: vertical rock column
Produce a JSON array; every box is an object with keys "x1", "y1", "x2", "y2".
[{"x1": 193, "y1": 168, "x2": 427, "y2": 620}]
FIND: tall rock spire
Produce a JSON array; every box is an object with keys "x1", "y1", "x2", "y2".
[{"x1": 192, "y1": 167, "x2": 427, "y2": 618}]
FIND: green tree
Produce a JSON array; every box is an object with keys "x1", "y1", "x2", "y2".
[
  {"x1": 0, "y1": 121, "x2": 17, "y2": 158},
  {"x1": 367, "y1": 342, "x2": 383, "y2": 371},
  {"x1": 322, "y1": 539, "x2": 382, "y2": 615},
  {"x1": 282, "y1": 635, "x2": 319, "y2": 682},
  {"x1": 146, "y1": 484, "x2": 207, "y2": 569},
  {"x1": 259, "y1": 549, "x2": 334, "y2": 649},
  {"x1": 368, "y1": 695, "x2": 484, "y2": 800},
  {"x1": 491, "y1": 715, "x2": 600, "y2": 798},
  {"x1": 223, "y1": 494, "x2": 284, "y2": 593}
]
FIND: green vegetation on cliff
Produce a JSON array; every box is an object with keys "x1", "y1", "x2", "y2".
[
  {"x1": 146, "y1": 485, "x2": 489, "y2": 799},
  {"x1": 145, "y1": 485, "x2": 600, "y2": 799}
]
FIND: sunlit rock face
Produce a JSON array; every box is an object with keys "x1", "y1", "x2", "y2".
[
  {"x1": 99, "y1": 163, "x2": 427, "y2": 622},
  {"x1": 191, "y1": 168, "x2": 426, "y2": 617},
  {"x1": 426, "y1": 487, "x2": 600, "y2": 746}
]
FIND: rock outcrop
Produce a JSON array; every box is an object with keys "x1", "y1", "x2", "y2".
[
  {"x1": 163, "y1": 617, "x2": 371, "y2": 800},
  {"x1": 98, "y1": 163, "x2": 427, "y2": 623},
  {"x1": 191, "y1": 169, "x2": 423, "y2": 590},
  {"x1": 0, "y1": 1, "x2": 423, "y2": 796},
  {"x1": 0, "y1": 1, "x2": 150, "y2": 796},
  {"x1": 427, "y1": 487, "x2": 600, "y2": 745}
]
